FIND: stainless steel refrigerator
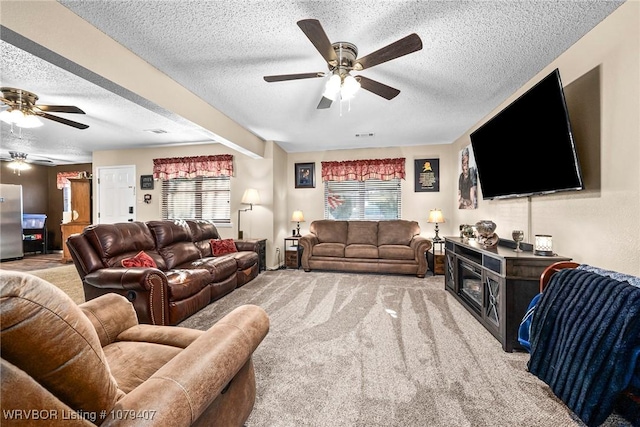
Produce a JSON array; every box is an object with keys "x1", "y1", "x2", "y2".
[{"x1": 0, "y1": 183, "x2": 24, "y2": 260}]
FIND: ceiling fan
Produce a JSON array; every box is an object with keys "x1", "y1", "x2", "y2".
[
  {"x1": 264, "y1": 19, "x2": 423, "y2": 109},
  {"x1": 0, "y1": 87, "x2": 89, "y2": 129}
]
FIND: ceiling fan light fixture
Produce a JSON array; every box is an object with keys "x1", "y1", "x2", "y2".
[
  {"x1": 323, "y1": 74, "x2": 342, "y2": 101},
  {"x1": 8, "y1": 151, "x2": 31, "y2": 175},
  {"x1": 341, "y1": 75, "x2": 361, "y2": 100},
  {"x1": 17, "y1": 112, "x2": 44, "y2": 128}
]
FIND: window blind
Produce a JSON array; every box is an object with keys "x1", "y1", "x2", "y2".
[
  {"x1": 161, "y1": 177, "x2": 230, "y2": 222},
  {"x1": 324, "y1": 179, "x2": 401, "y2": 220}
]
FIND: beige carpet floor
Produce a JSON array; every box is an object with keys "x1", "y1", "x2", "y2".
[{"x1": 13, "y1": 267, "x2": 632, "y2": 426}]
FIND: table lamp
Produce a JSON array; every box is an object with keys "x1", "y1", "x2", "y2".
[
  {"x1": 427, "y1": 209, "x2": 444, "y2": 243},
  {"x1": 291, "y1": 210, "x2": 305, "y2": 237}
]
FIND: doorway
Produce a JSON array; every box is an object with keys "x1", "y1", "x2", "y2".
[{"x1": 97, "y1": 165, "x2": 136, "y2": 224}]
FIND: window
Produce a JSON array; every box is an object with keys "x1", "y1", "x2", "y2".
[
  {"x1": 324, "y1": 179, "x2": 401, "y2": 220},
  {"x1": 161, "y1": 176, "x2": 230, "y2": 222}
]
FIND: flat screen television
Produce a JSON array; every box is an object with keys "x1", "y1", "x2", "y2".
[{"x1": 470, "y1": 69, "x2": 583, "y2": 200}]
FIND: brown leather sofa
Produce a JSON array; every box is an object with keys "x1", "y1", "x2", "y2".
[
  {"x1": 66, "y1": 219, "x2": 259, "y2": 325},
  {"x1": 1, "y1": 270, "x2": 269, "y2": 426},
  {"x1": 300, "y1": 220, "x2": 432, "y2": 277}
]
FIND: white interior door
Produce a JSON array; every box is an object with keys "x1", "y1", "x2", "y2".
[{"x1": 97, "y1": 165, "x2": 136, "y2": 224}]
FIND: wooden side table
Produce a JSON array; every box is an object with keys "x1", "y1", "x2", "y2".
[
  {"x1": 284, "y1": 236, "x2": 302, "y2": 269},
  {"x1": 427, "y1": 241, "x2": 445, "y2": 275}
]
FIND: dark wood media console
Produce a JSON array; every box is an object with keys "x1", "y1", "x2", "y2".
[{"x1": 444, "y1": 237, "x2": 571, "y2": 352}]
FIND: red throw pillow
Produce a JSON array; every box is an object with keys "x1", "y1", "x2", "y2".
[
  {"x1": 121, "y1": 251, "x2": 157, "y2": 268},
  {"x1": 211, "y1": 238, "x2": 238, "y2": 256}
]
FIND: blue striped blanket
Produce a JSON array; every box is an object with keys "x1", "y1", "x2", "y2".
[{"x1": 527, "y1": 268, "x2": 640, "y2": 426}]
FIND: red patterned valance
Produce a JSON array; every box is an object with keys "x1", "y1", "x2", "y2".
[
  {"x1": 56, "y1": 171, "x2": 82, "y2": 189},
  {"x1": 321, "y1": 158, "x2": 406, "y2": 182},
  {"x1": 153, "y1": 155, "x2": 233, "y2": 180}
]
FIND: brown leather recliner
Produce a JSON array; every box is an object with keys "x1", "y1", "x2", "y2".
[{"x1": 0, "y1": 270, "x2": 269, "y2": 426}]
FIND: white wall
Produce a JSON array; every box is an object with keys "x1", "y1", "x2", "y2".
[{"x1": 449, "y1": 1, "x2": 640, "y2": 275}]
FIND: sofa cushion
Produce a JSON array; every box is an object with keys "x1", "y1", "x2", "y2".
[
  {"x1": 378, "y1": 220, "x2": 419, "y2": 246},
  {"x1": 313, "y1": 242, "x2": 345, "y2": 257},
  {"x1": 211, "y1": 239, "x2": 238, "y2": 256},
  {"x1": 312, "y1": 220, "x2": 348, "y2": 244},
  {"x1": 121, "y1": 251, "x2": 157, "y2": 268},
  {"x1": 147, "y1": 220, "x2": 201, "y2": 269},
  {"x1": 164, "y1": 269, "x2": 211, "y2": 300},
  {"x1": 84, "y1": 222, "x2": 165, "y2": 269},
  {"x1": 346, "y1": 221, "x2": 378, "y2": 246},
  {"x1": 345, "y1": 244, "x2": 379, "y2": 259},
  {"x1": 187, "y1": 220, "x2": 220, "y2": 257},
  {"x1": 378, "y1": 245, "x2": 415, "y2": 260}
]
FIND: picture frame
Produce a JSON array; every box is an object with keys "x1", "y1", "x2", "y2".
[
  {"x1": 140, "y1": 174, "x2": 154, "y2": 190},
  {"x1": 295, "y1": 162, "x2": 315, "y2": 189},
  {"x1": 414, "y1": 158, "x2": 440, "y2": 192}
]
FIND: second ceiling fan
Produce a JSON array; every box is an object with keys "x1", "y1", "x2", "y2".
[{"x1": 264, "y1": 19, "x2": 423, "y2": 109}]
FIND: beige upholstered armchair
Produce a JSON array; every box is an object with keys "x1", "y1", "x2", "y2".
[{"x1": 0, "y1": 271, "x2": 269, "y2": 426}]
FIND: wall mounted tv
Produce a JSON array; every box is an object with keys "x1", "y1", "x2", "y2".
[{"x1": 470, "y1": 68, "x2": 583, "y2": 200}]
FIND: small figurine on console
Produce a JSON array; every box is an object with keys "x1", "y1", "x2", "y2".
[{"x1": 475, "y1": 220, "x2": 499, "y2": 248}]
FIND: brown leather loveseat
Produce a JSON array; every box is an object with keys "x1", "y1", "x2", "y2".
[
  {"x1": 300, "y1": 220, "x2": 432, "y2": 277},
  {"x1": 1, "y1": 270, "x2": 269, "y2": 426},
  {"x1": 66, "y1": 219, "x2": 259, "y2": 325}
]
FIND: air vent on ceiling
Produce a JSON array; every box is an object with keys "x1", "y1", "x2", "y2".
[
  {"x1": 355, "y1": 132, "x2": 375, "y2": 138},
  {"x1": 144, "y1": 129, "x2": 168, "y2": 134}
]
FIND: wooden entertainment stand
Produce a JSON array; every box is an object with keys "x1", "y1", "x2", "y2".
[{"x1": 444, "y1": 237, "x2": 571, "y2": 352}]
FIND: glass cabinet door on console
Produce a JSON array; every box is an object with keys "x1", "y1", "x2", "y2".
[{"x1": 444, "y1": 237, "x2": 570, "y2": 352}]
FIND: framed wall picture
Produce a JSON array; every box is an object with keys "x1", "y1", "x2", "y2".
[
  {"x1": 295, "y1": 162, "x2": 315, "y2": 189},
  {"x1": 457, "y1": 144, "x2": 478, "y2": 209},
  {"x1": 414, "y1": 158, "x2": 440, "y2": 192},
  {"x1": 140, "y1": 174, "x2": 154, "y2": 190}
]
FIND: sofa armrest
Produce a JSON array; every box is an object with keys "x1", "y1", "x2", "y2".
[
  {"x1": 83, "y1": 268, "x2": 170, "y2": 326},
  {"x1": 299, "y1": 235, "x2": 318, "y2": 271},
  {"x1": 101, "y1": 304, "x2": 269, "y2": 426},
  {"x1": 410, "y1": 236, "x2": 432, "y2": 277},
  {"x1": 235, "y1": 240, "x2": 257, "y2": 252},
  {"x1": 80, "y1": 293, "x2": 139, "y2": 347}
]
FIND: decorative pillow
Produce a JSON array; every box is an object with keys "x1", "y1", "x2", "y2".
[
  {"x1": 121, "y1": 251, "x2": 157, "y2": 268},
  {"x1": 211, "y1": 238, "x2": 238, "y2": 256}
]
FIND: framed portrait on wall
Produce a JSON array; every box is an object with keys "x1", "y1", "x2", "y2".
[
  {"x1": 458, "y1": 144, "x2": 478, "y2": 209},
  {"x1": 295, "y1": 162, "x2": 315, "y2": 189},
  {"x1": 414, "y1": 158, "x2": 440, "y2": 192}
]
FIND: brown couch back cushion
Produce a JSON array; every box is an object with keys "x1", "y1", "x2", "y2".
[
  {"x1": 147, "y1": 220, "x2": 201, "y2": 270},
  {"x1": 311, "y1": 220, "x2": 348, "y2": 244},
  {"x1": 0, "y1": 271, "x2": 125, "y2": 416},
  {"x1": 83, "y1": 222, "x2": 166, "y2": 270},
  {"x1": 186, "y1": 220, "x2": 220, "y2": 257},
  {"x1": 346, "y1": 221, "x2": 378, "y2": 246},
  {"x1": 377, "y1": 220, "x2": 420, "y2": 246}
]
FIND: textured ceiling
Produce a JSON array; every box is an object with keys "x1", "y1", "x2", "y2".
[{"x1": 0, "y1": 1, "x2": 624, "y2": 165}]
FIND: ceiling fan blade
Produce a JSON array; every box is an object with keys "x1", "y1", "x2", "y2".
[
  {"x1": 297, "y1": 19, "x2": 338, "y2": 66},
  {"x1": 354, "y1": 33, "x2": 423, "y2": 71},
  {"x1": 357, "y1": 76, "x2": 401, "y2": 100},
  {"x1": 37, "y1": 112, "x2": 89, "y2": 129},
  {"x1": 317, "y1": 96, "x2": 333, "y2": 109},
  {"x1": 264, "y1": 72, "x2": 325, "y2": 82},
  {"x1": 35, "y1": 105, "x2": 86, "y2": 114}
]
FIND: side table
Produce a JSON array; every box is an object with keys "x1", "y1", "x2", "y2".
[
  {"x1": 427, "y1": 240, "x2": 445, "y2": 275},
  {"x1": 284, "y1": 236, "x2": 302, "y2": 269}
]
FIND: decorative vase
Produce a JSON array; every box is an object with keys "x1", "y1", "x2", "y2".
[{"x1": 475, "y1": 220, "x2": 499, "y2": 248}]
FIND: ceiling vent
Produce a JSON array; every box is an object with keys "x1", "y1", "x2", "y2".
[
  {"x1": 355, "y1": 132, "x2": 375, "y2": 138},
  {"x1": 144, "y1": 129, "x2": 168, "y2": 134}
]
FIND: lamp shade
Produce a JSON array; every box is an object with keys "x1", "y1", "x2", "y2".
[
  {"x1": 427, "y1": 209, "x2": 444, "y2": 223},
  {"x1": 291, "y1": 210, "x2": 305, "y2": 222},
  {"x1": 241, "y1": 188, "x2": 260, "y2": 205}
]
